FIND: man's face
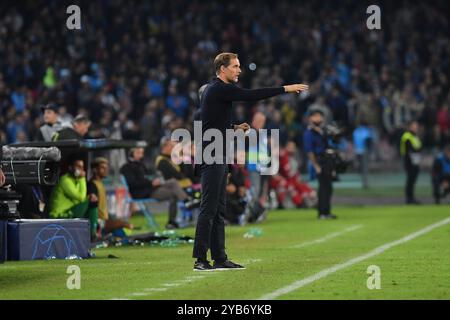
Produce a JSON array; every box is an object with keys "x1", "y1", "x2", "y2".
[
  {"x1": 163, "y1": 141, "x2": 175, "y2": 154},
  {"x1": 286, "y1": 141, "x2": 296, "y2": 154},
  {"x1": 410, "y1": 122, "x2": 419, "y2": 134},
  {"x1": 73, "y1": 160, "x2": 84, "y2": 173},
  {"x1": 97, "y1": 163, "x2": 109, "y2": 178},
  {"x1": 309, "y1": 113, "x2": 324, "y2": 126},
  {"x1": 222, "y1": 58, "x2": 241, "y2": 83},
  {"x1": 252, "y1": 112, "x2": 266, "y2": 130},
  {"x1": 133, "y1": 148, "x2": 145, "y2": 161},
  {"x1": 43, "y1": 109, "x2": 58, "y2": 124},
  {"x1": 73, "y1": 121, "x2": 90, "y2": 137}
]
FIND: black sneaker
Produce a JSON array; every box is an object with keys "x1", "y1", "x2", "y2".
[
  {"x1": 165, "y1": 221, "x2": 180, "y2": 230},
  {"x1": 193, "y1": 260, "x2": 214, "y2": 272},
  {"x1": 318, "y1": 213, "x2": 338, "y2": 220},
  {"x1": 213, "y1": 260, "x2": 245, "y2": 270}
]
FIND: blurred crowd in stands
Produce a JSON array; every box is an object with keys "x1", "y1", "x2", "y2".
[{"x1": 1, "y1": 0, "x2": 450, "y2": 228}]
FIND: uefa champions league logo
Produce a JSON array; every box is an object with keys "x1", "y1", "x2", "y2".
[{"x1": 31, "y1": 224, "x2": 80, "y2": 260}]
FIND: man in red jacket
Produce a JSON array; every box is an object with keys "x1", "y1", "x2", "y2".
[{"x1": 270, "y1": 141, "x2": 317, "y2": 208}]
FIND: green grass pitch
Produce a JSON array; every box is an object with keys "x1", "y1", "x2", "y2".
[{"x1": 1, "y1": 204, "x2": 449, "y2": 300}]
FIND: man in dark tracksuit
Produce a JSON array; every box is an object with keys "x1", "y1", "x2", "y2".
[
  {"x1": 400, "y1": 120, "x2": 422, "y2": 204},
  {"x1": 35, "y1": 103, "x2": 63, "y2": 142},
  {"x1": 193, "y1": 52, "x2": 309, "y2": 271},
  {"x1": 303, "y1": 110, "x2": 337, "y2": 220},
  {"x1": 52, "y1": 114, "x2": 91, "y2": 175}
]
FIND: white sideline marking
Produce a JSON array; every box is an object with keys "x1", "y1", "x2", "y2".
[
  {"x1": 111, "y1": 229, "x2": 358, "y2": 301},
  {"x1": 245, "y1": 259, "x2": 262, "y2": 264},
  {"x1": 289, "y1": 225, "x2": 363, "y2": 248},
  {"x1": 162, "y1": 283, "x2": 182, "y2": 287},
  {"x1": 185, "y1": 276, "x2": 205, "y2": 280},
  {"x1": 259, "y1": 217, "x2": 450, "y2": 300},
  {"x1": 143, "y1": 288, "x2": 168, "y2": 292},
  {"x1": 117, "y1": 259, "x2": 260, "y2": 299}
]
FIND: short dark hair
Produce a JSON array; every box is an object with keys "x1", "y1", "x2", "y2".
[
  {"x1": 128, "y1": 147, "x2": 143, "y2": 160},
  {"x1": 308, "y1": 109, "x2": 324, "y2": 117},
  {"x1": 214, "y1": 53, "x2": 238, "y2": 74},
  {"x1": 68, "y1": 155, "x2": 84, "y2": 167},
  {"x1": 41, "y1": 103, "x2": 59, "y2": 113}
]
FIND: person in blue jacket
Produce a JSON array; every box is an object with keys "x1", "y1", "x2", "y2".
[{"x1": 432, "y1": 143, "x2": 450, "y2": 204}]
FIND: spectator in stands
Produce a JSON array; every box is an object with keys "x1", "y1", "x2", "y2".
[
  {"x1": 49, "y1": 157, "x2": 98, "y2": 239},
  {"x1": 437, "y1": 103, "x2": 450, "y2": 148},
  {"x1": 35, "y1": 103, "x2": 63, "y2": 142},
  {"x1": 6, "y1": 111, "x2": 29, "y2": 144},
  {"x1": 120, "y1": 147, "x2": 198, "y2": 229},
  {"x1": 307, "y1": 96, "x2": 332, "y2": 125},
  {"x1": 58, "y1": 105, "x2": 74, "y2": 128},
  {"x1": 53, "y1": 114, "x2": 91, "y2": 174},
  {"x1": 53, "y1": 114, "x2": 91, "y2": 141},
  {"x1": 166, "y1": 85, "x2": 189, "y2": 119},
  {"x1": 89, "y1": 157, "x2": 133, "y2": 235},
  {"x1": 1, "y1": 0, "x2": 450, "y2": 210}
]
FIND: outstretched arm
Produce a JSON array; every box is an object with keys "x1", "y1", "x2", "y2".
[{"x1": 218, "y1": 83, "x2": 308, "y2": 102}]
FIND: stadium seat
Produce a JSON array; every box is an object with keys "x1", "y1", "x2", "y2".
[{"x1": 119, "y1": 175, "x2": 160, "y2": 230}]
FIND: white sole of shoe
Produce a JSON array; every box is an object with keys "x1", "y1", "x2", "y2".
[
  {"x1": 193, "y1": 268, "x2": 215, "y2": 272},
  {"x1": 212, "y1": 267, "x2": 246, "y2": 271}
]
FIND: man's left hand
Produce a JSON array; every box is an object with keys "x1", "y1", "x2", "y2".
[
  {"x1": 234, "y1": 123, "x2": 250, "y2": 132},
  {"x1": 89, "y1": 193, "x2": 98, "y2": 202}
]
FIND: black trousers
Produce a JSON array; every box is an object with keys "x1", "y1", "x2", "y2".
[
  {"x1": 405, "y1": 164, "x2": 420, "y2": 202},
  {"x1": 192, "y1": 164, "x2": 228, "y2": 262},
  {"x1": 318, "y1": 158, "x2": 334, "y2": 216}
]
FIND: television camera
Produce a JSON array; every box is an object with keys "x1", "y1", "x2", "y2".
[{"x1": 0, "y1": 146, "x2": 61, "y2": 219}]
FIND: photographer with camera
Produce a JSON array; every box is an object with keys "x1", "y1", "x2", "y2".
[{"x1": 303, "y1": 110, "x2": 338, "y2": 220}]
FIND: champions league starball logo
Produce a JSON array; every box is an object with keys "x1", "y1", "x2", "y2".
[{"x1": 31, "y1": 224, "x2": 80, "y2": 260}]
